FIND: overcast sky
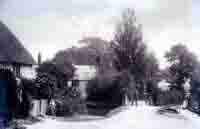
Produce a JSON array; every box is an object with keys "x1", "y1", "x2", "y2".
[{"x1": 0, "y1": 0, "x2": 194, "y2": 68}]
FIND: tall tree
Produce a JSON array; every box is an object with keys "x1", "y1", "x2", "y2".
[
  {"x1": 111, "y1": 9, "x2": 148, "y2": 90},
  {"x1": 111, "y1": 9, "x2": 161, "y2": 102},
  {"x1": 165, "y1": 44, "x2": 197, "y2": 95}
]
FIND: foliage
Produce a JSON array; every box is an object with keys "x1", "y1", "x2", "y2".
[
  {"x1": 189, "y1": 63, "x2": 200, "y2": 112},
  {"x1": 117, "y1": 70, "x2": 141, "y2": 105},
  {"x1": 145, "y1": 79, "x2": 160, "y2": 105},
  {"x1": 157, "y1": 88, "x2": 185, "y2": 106},
  {"x1": 165, "y1": 44, "x2": 197, "y2": 99},
  {"x1": 35, "y1": 56, "x2": 87, "y2": 115},
  {"x1": 86, "y1": 75, "x2": 123, "y2": 108},
  {"x1": 111, "y1": 8, "x2": 160, "y2": 100},
  {"x1": 49, "y1": 94, "x2": 85, "y2": 116},
  {"x1": 36, "y1": 61, "x2": 59, "y2": 99},
  {"x1": 53, "y1": 52, "x2": 75, "y2": 79},
  {"x1": 36, "y1": 59, "x2": 75, "y2": 97},
  {"x1": 79, "y1": 37, "x2": 114, "y2": 74},
  {"x1": 112, "y1": 9, "x2": 146, "y2": 77},
  {"x1": 55, "y1": 37, "x2": 114, "y2": 75},
  {"x1": 35, "y1": 72, "x2": 55, "y2": 99}
]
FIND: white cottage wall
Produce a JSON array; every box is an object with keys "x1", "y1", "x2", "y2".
[
  {"x1": 73, "y1": 65, "x2": 96, "y2": 100},
  {"x1": 20, "y1": 65, "x2": 37, "y2": 79}
]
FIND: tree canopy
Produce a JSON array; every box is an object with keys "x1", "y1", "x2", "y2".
[
  {"x1": 165, "y1": 44, "x2": 197, "y2": 91},
  {"x1": 111, "y1": 9, "x2": 159, "y2": 85}
]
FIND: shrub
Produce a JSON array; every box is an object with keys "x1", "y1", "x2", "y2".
[
  {"x1": 156, "y1": 88, "x2": 184, "y2": 106},
  {"x1": 47, "y1": 96, "x2": 87, "y2": 116},
  {"x1": 86, "y1": 76, "x2": 123, "y2": 109}
]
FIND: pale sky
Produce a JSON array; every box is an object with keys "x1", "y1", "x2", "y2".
[{"x1": 0, "y1": 0, "x2": 194, "y2": 68}]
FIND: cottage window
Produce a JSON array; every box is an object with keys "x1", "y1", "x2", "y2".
[
  {"x1": 72, "y1": 79, "x2": 79, "y2": 87},
  {"x1": 13, "y1": 66, "x2": 21, "y2": 77}
]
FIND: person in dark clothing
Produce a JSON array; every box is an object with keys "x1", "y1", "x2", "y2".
[{"x1": 0, "y1": 69, "x2": 17, "y2": 128}]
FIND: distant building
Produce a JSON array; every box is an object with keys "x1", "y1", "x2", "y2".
[
  {"x1": 68, "y1": 65, "x2": 96, "y2": 99},
  {"x1": 158, "y1": 80, "x2": 170, "y2": 91},
  {"x1": 0, "y1": 21, "x2": 36, "y2": 79}
]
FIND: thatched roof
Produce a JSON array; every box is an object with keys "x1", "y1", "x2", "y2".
[{"x1": 0, "y1": 21, "x2": 36, "y2": 65}]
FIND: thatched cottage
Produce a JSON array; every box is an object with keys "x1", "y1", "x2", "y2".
[{"x1": 0, "y1": 21, "x2": 36, "y2": 78}]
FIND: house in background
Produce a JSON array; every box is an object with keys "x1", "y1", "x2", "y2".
[
  {"x1": 68, "y1": 65, "x2": 96, "y2": 99},
  {"x1": 0, "y1": 21, "x2": 36, "y2": 79}
]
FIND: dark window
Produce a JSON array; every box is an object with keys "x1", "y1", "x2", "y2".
[
  {"x1": 13, "y1": 66, "x2": 21, "y2": 78},
  {"x1": 72, "y1": 79, "x2": 79, "y2": 87}
]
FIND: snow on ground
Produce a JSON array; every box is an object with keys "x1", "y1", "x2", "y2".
[{"x1": 26, "y1": 103, "x2": 200, "y2": 129}]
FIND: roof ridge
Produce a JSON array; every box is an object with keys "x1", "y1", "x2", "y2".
[{"x1": 0, "y1": 21, "x2": 36, "y2": 65}]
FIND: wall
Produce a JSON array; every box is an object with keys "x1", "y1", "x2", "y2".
[
  {"x1": 20, "y1": 65, "x2": 37, "y2": 79},
  {"x1": 71, "y1": 65, "x2": 96, "y2": 99}
]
